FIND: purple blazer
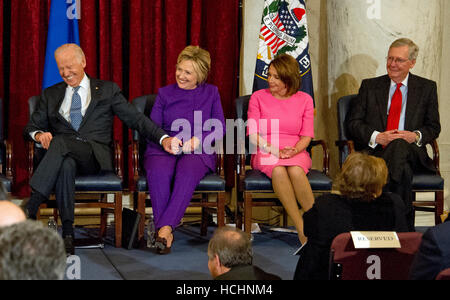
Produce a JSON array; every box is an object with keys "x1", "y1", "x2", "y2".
[{"x1": 145, "y1": 83, "x2": 226, "y2": 171}]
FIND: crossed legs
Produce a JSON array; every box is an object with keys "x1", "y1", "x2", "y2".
[{"x1": 271, "y1": 166, "x2": 314, "y2": 244}]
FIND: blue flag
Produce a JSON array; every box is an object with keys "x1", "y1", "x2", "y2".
[
  {"x1": 42, "y1": 0, "x2": 80, "y2": 90},
  {"x1": 253, "y1": 0, "x2": 314, "y2": 105}
]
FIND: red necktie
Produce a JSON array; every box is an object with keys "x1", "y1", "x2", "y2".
[{"x1": 386, "y1": 83, "x2": 403, "y2": 131}]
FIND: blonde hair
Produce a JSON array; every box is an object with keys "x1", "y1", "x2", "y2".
[
  {"x1": 332, "y1": 152, "x2": 388, "y2": 202},
  {"x1": 389, "y1": 38, "x2": 419, "y2": 61},
  {"x1": 177, "y1": 45, "x2": 211, "y2": 85},
  {"x1": 268, "y1": 54, "x2": 301, "y2": 96}
]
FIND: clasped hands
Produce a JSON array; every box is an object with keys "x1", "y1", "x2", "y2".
[
  {"x1": 262, "y1": 144, "x2": 299, "y2": 159},
  {"x1": 375, "y1": 130, "x2": 417, "y2": 146},
  {"x1": 162, "y1": 136, "x2": 200, "y2": 155}
]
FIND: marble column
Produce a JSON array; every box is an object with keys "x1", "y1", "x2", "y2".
[{"x1": 325, "y1": 0, "x2": 448, "y2": 210}]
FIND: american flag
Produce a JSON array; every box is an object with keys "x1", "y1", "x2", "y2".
[{"x1": 260, "y1": 1, "x2": 300, "y2": 55}]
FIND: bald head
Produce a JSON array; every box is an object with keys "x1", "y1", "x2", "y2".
[{"x1": 0, "y1": 201, "x2": 26, "y2": 227}]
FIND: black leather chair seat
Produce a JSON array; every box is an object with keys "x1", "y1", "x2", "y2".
[
  {"x1": 73, "y1": 171, "x2": 122, "y2": 192},
  {"x1": 244, "y1": 169, "x2": 333, "y2": 191},
  {"x1": 135, "y1": 173, "x2": 225, "y2": 192},
  {"x1": 0, "y1": 175, "x2": 12, "y2": 192},
  {"x1": 412, "y1": 173, "x2": 444, "y2": 190}
]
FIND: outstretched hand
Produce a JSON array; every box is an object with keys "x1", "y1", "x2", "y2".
[{"x1": 162, "y1": 137, "x2": 183, "y2": 155}]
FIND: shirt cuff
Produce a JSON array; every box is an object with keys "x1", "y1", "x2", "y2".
[
  {"x1": 159, "y1": 134, "x2": 169, "y2": 145},
  {"x1": 30, "y1": 131, "x2": 44, "y2": 148},
  {"x1": 369, "y1": 131, "x2": 380, "y2": 149},
  {"x1": 31, "y1": 131, "x2": 42, "y2": 142},
  {"x1": 414, "y1": 130, "x2": 423, "y2": 147}
]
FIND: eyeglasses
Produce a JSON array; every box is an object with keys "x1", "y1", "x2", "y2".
[{"x1": 386, "y1": 56, "x2": 410, "y2": 64}]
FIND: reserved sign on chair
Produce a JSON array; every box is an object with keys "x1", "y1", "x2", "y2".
[{"x1": 350, "y1": 231, "x2": 401, "y2": 249}]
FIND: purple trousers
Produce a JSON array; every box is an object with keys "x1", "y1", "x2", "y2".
[{"x1": 144, "y1": 154, "x2": 209, "y2": 230}]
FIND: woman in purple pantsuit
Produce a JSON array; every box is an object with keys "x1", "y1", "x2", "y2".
[{"x1": 144, "y1": 46, "x2": 225, "y2": 254}]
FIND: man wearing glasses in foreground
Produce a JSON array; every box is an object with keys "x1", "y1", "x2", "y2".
[{"x1": 346, "y1": 38, "x2": 441, "y2": 231}]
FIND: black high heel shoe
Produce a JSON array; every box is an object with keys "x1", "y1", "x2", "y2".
[{"x1": 155, "y1": 230, "x2": 174, "y2": 255}]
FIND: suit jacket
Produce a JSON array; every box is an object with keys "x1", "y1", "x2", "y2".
[
  {"x1": 294, "y1": 192, "x2": 409, "y2": 280},
  {"x1": 215, "y1": 265, "x2": 281, "y2": 280},
  {"x1": 409, "y1": 219, "x2": 450, "y2": 280},
  {"x1": 346, "y1": 73, "x2": 440, "y2": 168},
  {"x1": 24, "y1": 77, "x2": 167, "y2": 171},
  {"x1": 145, "y1": 83, "x2": 225, "y2": 172}
]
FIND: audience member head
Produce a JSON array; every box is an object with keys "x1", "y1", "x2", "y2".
[
  {"x1": 54, "y1": 43, "x2": 86, "y2": 88},
  {"x1": 176, "y1": 45, "x2": 211, "y2": 90},
  {"x1": 207, "y1": 226, "x2": 253, "y2": 278},
  {"x1": 387, "y1": 38, "x2": 418, "y2": 83},
  {"x1": 333, "y1": 152, "x2": 388, "y2": 202},
  {"x1": 0, "y1": 220, "x2": 67, "y2": 280},
  {"x1": 268, "y1": 53, "x2": 301, "y2": 97},
  {"x1": 0, "y1": 201, "x2": 26, "y2": 228}
]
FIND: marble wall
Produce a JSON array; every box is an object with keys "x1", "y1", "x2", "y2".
[{"x1": 240, "y1": 0, "x2": 449, "y2": 210}]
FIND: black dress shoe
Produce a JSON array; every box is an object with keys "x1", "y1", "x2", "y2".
[{"x1": 63, "y1": 235, "x2": 75, "y2": 256}]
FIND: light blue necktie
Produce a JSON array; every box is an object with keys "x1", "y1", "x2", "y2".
[{"x1": 70, "y1": 86, "x2": 82, "y2": 131}]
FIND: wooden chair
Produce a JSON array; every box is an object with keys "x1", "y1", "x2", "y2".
[
  {"x1": 131, "y1": 95, "x2": 226, "y2": 242},
  {"x1": 336, "y1": 95, "x2": 444, "y2": 224},
  {"x1": 27, "y1": 96, "x2": 124, "y2": 248},
  {"x1": 329, "y1": 232, "x2": 423, "y2": 280},
  {"x1": 0, "y1": 98, "x2": 13, "y2": 193},
  {"x1": 235, "y1": 95, "x2": 333, "y2": 234}
]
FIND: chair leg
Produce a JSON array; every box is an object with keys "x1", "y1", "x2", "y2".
[
  {"x1": 200, "y1": 194, "x2": 208, "y2": 236},
  {"x1": 282, "y1": 209, "x2": 288, "y2": 228},
  {"x1": 244, "y1": 192, "x2": 253, "y2": 234},
  {"x1": 100, "y1": 208, "x2": 107, "y2": 238},
  {"x1": 137, "y1": 192, "x2": 147, "y2": 242},
  {"x1": 217, "y1": 192, "x2": 226, "y2": 227},
  {"x1": 235, "y1": 191, "x2": 242, "y2": 229},
  {"x1": 114, "y1": 192, "x2": 122, "y2": 248},
  {"x1": 436, "y1": 190, "x2": 444, "y2": 224}
]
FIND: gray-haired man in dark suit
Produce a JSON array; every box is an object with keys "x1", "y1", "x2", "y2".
[{"x1": 24, "y1": 44, "x2": 181, "y2": 254}]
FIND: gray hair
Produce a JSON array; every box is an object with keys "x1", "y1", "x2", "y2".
[
  {"x1": 389, "y1": 38, "x2": 419, "y2": 61},
  {"x1": 0, "y1": 220, "x2": 67, "y2": 280},
  {"x1": 207, "y1": 227, "x2": 253, "y2": 268}
]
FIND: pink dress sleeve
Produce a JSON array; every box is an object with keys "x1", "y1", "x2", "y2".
[
  {"x1": 299, "y1": 93, "x2": 315, "y2": 138},
  {"x1": 247, "y1": 93, "x2": 261, "y2": 136}
]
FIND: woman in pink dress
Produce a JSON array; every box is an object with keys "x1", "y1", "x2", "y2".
[{"x1": 247, "y1": 54, "x2": 315, "y2": 245}]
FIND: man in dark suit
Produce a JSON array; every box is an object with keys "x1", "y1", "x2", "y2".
[
  {"x1": 207, "y1": 227, "x2": 281, "y2": 280},
  {"x1": 23, "y1": 44, "x2": 181, "y2": 254},
  {"x1": 409, "y1": 214, "x2": 450, "y2": 280},
  {"x1": 346, "y1": 38, "x2": 441, "y2": 231}
]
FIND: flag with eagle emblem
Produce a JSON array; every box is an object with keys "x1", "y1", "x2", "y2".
[{"x1": 253, "y1": 0, "x2": 314, "y2": 105}]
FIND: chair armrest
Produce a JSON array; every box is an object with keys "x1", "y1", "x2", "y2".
[
  {"x1": 27, "y1": 141, "x2": 35, "y2": 179},
  {"x1": 310, "y1": 140, "x2": 330, "y2": 176},
  {"x1": 114, "y1": 140, "x2": 123, "y2": 180},
  {"x1": 335, "y1": 139, "x2": 355, "y2": 153},
  {"x1": 216, "y1": 153, "x2": 225, "y2": 178},
  {"x1": 131, "y1": 140, "x2": 140, "y2": 181},
  {"x1": 428, "y1": 140, "x2": 441, "y2": 176},
  {"x1": 4, "y1": 140, "x2": 13, "y2": 179}
]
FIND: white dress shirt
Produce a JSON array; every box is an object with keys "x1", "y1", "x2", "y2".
[{"x1": 31, "y1": 74, "x2": 90, "y2": 141}]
